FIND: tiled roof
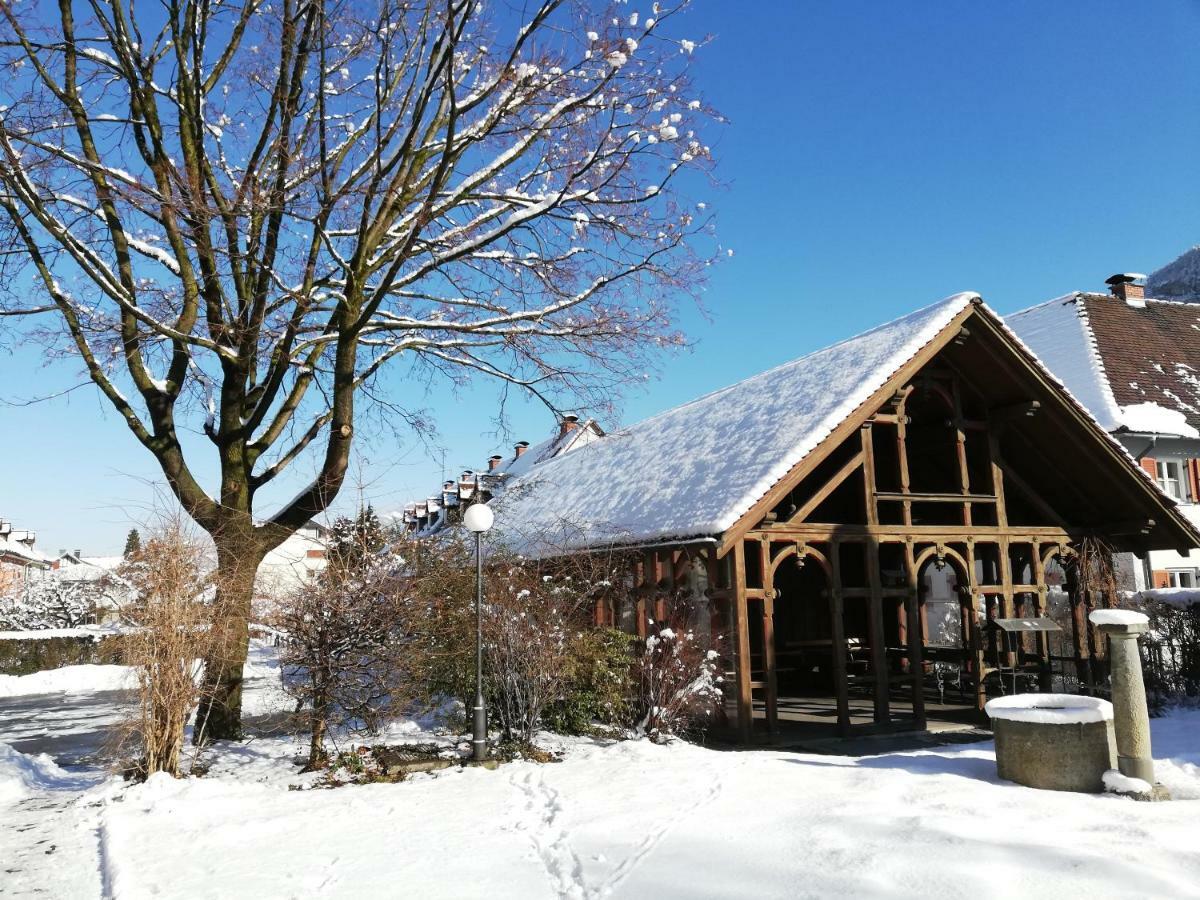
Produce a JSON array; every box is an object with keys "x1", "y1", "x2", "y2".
[
  {"x1": 1009, "y1": 292, "x2": 1200, "y2": 436},
  {"x1": 1081, "y1": 294, "x2": 1200, "y2": 431}
]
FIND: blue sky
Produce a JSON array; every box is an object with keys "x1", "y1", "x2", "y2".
[{"x1": 6, "y1": 1, "x2": 1200, "y2": 554}]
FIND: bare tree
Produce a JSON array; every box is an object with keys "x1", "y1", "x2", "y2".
[{"x1": 0, "y1": 0, "x2": 717, "y2": 738}]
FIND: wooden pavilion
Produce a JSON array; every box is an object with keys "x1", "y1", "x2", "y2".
[{"x1": 493, "y1": 293, "x2": 1200, "y2": 742}]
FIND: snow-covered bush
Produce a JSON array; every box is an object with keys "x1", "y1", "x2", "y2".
[
  {"x1": 543, "y1": 628, "x2": 636, "y2": 735},
  {"x1": 634, "y1": 614, "x2": 724, "y2": 742},
  {"x1": 277, "y1": 511, "x2": 411, "y2": 769},
  {"x1": 0, "y1": 575, "x2": 93, "y2": 630},
  {"x1": 1138, "y1": 596, "x2": 1200, "y2": 708}
]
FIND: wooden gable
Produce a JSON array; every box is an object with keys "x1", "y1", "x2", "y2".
[{"x1": 717, "y1": 300, "x2": 1200, "y2": 557}]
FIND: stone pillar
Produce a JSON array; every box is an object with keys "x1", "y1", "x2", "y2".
[{"x1": 1089, "y1": 610, "x2": 1155, "y2": 783}]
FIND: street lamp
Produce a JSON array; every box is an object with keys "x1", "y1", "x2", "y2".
[{"x1": 463, "y1": 502, "x2": 494, "y2": 762}]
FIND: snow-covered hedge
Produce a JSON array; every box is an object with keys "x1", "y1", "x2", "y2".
[{"x1": 1135, "y1": 596, "x2": 1200, "y2": 705}]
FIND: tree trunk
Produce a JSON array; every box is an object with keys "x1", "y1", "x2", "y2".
[
  {"x1": 307, "y1": 701, "x2": 328, "y2": 769},
  {"x1": 193, "y1": 538, "x2": 264, "y2": 742}
]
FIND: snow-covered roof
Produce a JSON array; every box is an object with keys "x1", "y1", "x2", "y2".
[
  {"x1": 0, "y1": 521, "x2": 50, "y2": 567},
  {"x1": 395, "y1": 418, "x2": 604, "y2": 538},
  {"x1": 493, "y1": 293, "x2": 978, "y2": 553},
  {"x1": 491, "y1": 418, "x2": 604, "y2": 480},
  {"x1": 1004, "y1": 295, "x2": 1124, "y2": 431},
  {"x1": 79, "y1": 556, "x2": 125, "y2": 572},
  {"x1": 1006, "y1": 291, "x2": 1200, "y2": 438}
]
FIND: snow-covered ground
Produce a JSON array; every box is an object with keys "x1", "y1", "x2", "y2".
[{"x1": 2, "y1": 644, "x2": 1199, "y2": 899}]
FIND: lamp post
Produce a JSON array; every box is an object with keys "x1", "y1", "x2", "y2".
[{"x1": 463, "y1": 502, "x2": 494, "y2": 762}]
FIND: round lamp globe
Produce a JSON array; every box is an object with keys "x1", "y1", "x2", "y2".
[{"x1": 463, "y1": 503, "x2": 495, "y2": 533}]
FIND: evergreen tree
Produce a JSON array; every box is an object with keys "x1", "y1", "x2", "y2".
[
  {"x1": 123, "y1": 528, "x2": 142, "y2": 558},
  {"x1": 326, "y1": 507, "x2": 387, "y2": 576}
]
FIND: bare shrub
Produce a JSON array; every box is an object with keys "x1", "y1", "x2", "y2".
[
  {"x1": 634, "y1": 603, "x2": 724, "y2": 742},
  {"x1": 118, "y1": 524, "x2": 218, "y2": 779},
  {"x1": 408, "y1": 542, "x2": 625, "y2": 749},
  {"x1": 277, "y1": 512, "x2": 411, "y2": 769}
]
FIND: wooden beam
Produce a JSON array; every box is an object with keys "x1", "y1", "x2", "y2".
[
  {"x1": 896, "y1": 393, "x2": 913, "y2": 527},
  {"x1": 995, "y1": 457, "x2": 1067, "y2": 528},
  {"x1": 998, "y1": 536, "x2": 1016, "y2": 668},
  {"x1": 861, "y1": 425, "x2": 879, "y2": 527},
  {"x1": 1031, "y1": 543, "x2": 1052, "y2": 692},
  {"x1": 717, "y1": 303, "x2": 979, "y2": 557},
  {"x1": 788, "y1": 451, "x2": 864, "y2": 524},
  {"x1": 903, "y1": 540, "x2": 927, "y2": 730},
  {"x1": 759, "y1": 537, "x2": 778, "y2": 736},
  {"x1": 755, "y1": 523, "x2": 1075, "y2": 541},
  {"x1": 989, "y1": 432, "x2": 1009, "y2": 529},
  {"x1": 965, "y1": 540, "x2": 986, "y2": 712},
  {"x1": 865, "y1": 539, "x2": 890, "y2": 726},
  {"x1": 953, "y1": 376, "x2": 972, "y2": 528},
  {"x1": 732, "y1": 541, "x2": 753, "y2": 742},
  {"x1": 875, "y1": 491, "x2": 997, "y2": 504},
  {"x1": 829, "y1": 540, "x2": 851, "y2": 735}
]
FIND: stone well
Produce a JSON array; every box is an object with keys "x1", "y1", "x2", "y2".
[{"x1": 985, "y1": 693, "x2": 1116, "y2": 792}]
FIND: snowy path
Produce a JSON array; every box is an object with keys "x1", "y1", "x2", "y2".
[
  {"x1": 68, "y1": 720, "x2": 1200, "y2": 900},
  {"x1": 3, "y1": 644, "x2": 1198, "y2": 899},
  {"x1": 0, "y1": 745, "x2": 107, "y2": 899}
]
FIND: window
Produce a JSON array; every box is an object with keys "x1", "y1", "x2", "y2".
[
  {"x1": 1155, "y1": 459, "x2": 1188, "y2": 501},
  {"x1": 1168, "y1": 569, "x2": 1196, "y2": 588}
]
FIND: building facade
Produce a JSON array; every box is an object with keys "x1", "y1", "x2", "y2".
[{"x1": 1007, "y1": 270, "x2": 1200, "y2": 590}]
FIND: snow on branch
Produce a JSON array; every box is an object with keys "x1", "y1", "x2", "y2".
[{"x1": 0, "y1": 0, "x2": 719, "y2": 532}]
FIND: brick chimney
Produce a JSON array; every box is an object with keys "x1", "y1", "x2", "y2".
[
  {"x1": 1106, "y1": 273, "x2": 1147, "y2": 307},
  {"x1": 558, "y1": 413, "x2": 580, "y2": 439},
  {"x1": 487, "y1": 455, "x2": 503, "y2": 472},
  {"x1": 513, "y1": 440, "x2": 530, "y2": 458}
]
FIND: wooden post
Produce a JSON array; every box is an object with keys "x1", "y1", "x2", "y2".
[
  {"x1": 965, "y1": 539, "x2": 986, "y2": 712},
  {"x1": 999, "y1": 537, "x2": 1016, "y2": 668},
  {"x1": 646, "y1": 549, "x2": 666, "y2": 625},
  {"x1": 862, "y1": 425, "x2": 890, "y2": 727},
  {"x1": 896, "y1": 394, "x2": 913, "y2": 527},
  {"x1": 829, "y1": 540, "x2": 851, "y2": 735},
  {"x1": 903, "y1": 540, "x2": 927, "y2": 729},
  {"x1": 1032, "y1": 544, "x2": 1052, "y2": 691},
  {"x1": 759, "y1": 537, "x2": 779, "y2": 735},
  {"x1": 953, "y1": 380, "x2": 972, "y2": 527},
  {"x1": 732, "y1": 541, "x2": 753, "y2": 742},
  {"x1": 705, "y1": 550, "x2": 721, "y2": 650},
  {"x1": 634, "y1": 556, "x2": 648, "y2": 640}
]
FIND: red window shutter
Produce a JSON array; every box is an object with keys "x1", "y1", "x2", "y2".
[
  {"x1": 1189, "y1": 460, "x2": 1200, "y2": 502},
  {"x1": 1140, "y1": 457, "x2": 1157, "y2": 479},
  {"x1": 1153, "y1": 570, "x2": 1170, "y2": 589}
]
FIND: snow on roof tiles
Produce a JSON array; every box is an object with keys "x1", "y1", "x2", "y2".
[
  {"x1": 490, "y1": 419, "x2": 603, "y2": 480},
  {"x1": 1005, "y1": 294, "x2": 1123, "y2": 432},
  {"x1": 494, "y1": 292, "x2": 979, "y2": 553},
  {"x1": 1007, "y1": 291, "x2": 1200, "y2": 438}
]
